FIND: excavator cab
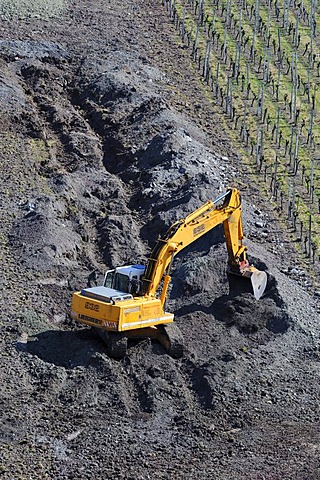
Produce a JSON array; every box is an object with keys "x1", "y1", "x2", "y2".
[{"x1": 104, "y1": 265, "x2": 145, "y2": 296}]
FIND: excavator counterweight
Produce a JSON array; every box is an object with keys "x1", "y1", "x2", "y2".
[{"x1": 71, "y1": 188, "x2": 267, "y2": 358}]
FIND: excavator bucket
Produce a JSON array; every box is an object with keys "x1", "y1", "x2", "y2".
[
  {"x1": 232, "y1": 261, "x2": 268, "y2": 300},
  {"x1": 228, "y1": 265, "x2": 268, "y2": 299},
  {"x1": 250, "y1": 270, "x2": 268, "y2": 300}
]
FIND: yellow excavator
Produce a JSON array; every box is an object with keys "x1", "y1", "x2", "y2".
[{"x1": 71, "y1": 188, "x2": 267, "y2": 358}]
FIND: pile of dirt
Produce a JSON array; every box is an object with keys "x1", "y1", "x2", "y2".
[{"x1": 0, "y1": 1, "x2": 320, "y2": 479}]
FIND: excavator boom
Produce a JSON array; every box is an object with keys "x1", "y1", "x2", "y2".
[{"x1": 141, "y1": 188, "x2": 266, "y2": 302}]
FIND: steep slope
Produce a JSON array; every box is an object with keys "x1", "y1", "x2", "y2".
[{"x1": 0, "y1": 1, "x2": 320, "y2": 479}]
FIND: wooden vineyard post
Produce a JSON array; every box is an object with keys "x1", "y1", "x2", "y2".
[
  {"x1": 275, "y1": 106, "x2": 280, "y2": 147},
  {"x1": 181, "y1": 5, "x2": 187, "y2": 42},
  {"x1": 251, "y1": 0, "x2": 260, "y2": 63},
  {"x1": 273, "y1": 154, "x2": 279, "y2": 197},
  {"x1": 203, "y1": 40, "x2": 212, "y2": 82},
  {"x1": 291, "y1": 182, "x2": 298, "y2": 231},
  {"x1": 223, "y1": 0, "x2": 232, "y2": 64},
  {"x1": 235, "y1": 0, "x2": 243, "y2": 79},
  {"x1": 308, "y1": 214, "x2": 312, "y2": 258},
  {"x1": 308, "y1": 107, "x2": 314, "y2": 145},
  {"x1": 215, "y1": 62, "x2": 220, "y2": 97}
]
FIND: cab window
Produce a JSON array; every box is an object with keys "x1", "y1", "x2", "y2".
[
  {"x1": 114, "y1": 273, "x2": 130, "y2": 292},
  {"x1": 104, "y1": 270, "x2": 114, "y2": 288}
]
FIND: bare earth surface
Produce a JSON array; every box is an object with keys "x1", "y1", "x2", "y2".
[{"x1": 0, "y1": 1, "x2": 320, "y2": 479}]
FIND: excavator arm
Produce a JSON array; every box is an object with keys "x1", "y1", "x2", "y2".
[{"x1": 142, "y1": 188, "x2": 266, "y2": 302}]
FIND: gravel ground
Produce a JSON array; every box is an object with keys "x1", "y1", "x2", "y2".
[{"x1": 0, "y1": 0, "x2": 68, "y2": 18}]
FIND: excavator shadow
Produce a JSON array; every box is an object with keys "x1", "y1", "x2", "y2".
[
  {"x1": 20, "y1": 329, "x2": 105, "y2": 368},
  {"x1": 21, "y1": 327, "x2": 180, "y2": 365}
]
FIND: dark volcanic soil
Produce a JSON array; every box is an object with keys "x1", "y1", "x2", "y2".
[{"x1": 1, "y1": 1, "x2": 320, "y2": 479}]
